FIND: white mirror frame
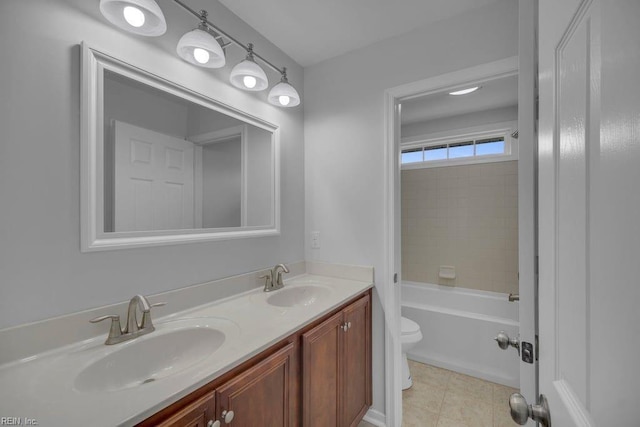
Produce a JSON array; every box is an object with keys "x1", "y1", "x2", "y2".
[{"x1": 80, "y1": 42, "x2": 280, "y2": 252}]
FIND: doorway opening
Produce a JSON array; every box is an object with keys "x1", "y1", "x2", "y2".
[{"x1": 383, "y1": 54, "x2": 537, "y2": 427}]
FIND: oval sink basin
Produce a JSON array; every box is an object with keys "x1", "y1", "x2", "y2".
[
  {"x1": 74, "y1": 318, "x2": 232, "y2": 393},
  {"x1": 267, "y1": 285, "x2": 331, "y2": 308}
]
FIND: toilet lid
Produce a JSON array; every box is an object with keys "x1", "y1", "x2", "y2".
[{"x1": 401, "y1": 317, "x2": 420, "y2": 335}]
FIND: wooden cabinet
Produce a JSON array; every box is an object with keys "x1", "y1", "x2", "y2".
[
  {"x1": 215, "y1": 343, "x2": 295, "y2": 427},
  {"x1": 155, "y1": 391, "x2": 215, "y2": 427},
  {"x1": 341, "y1": 296, "x2": 372, "y2": 426},
  {"x1": 301, "y1": 311, "x2": 344, "y2": 426},
  {"x1": 302, "y1": 294, "x2": 372, "y2": 427},
  {"x1": 138, "y1": 290, "x2": 371, "y2": 427}
]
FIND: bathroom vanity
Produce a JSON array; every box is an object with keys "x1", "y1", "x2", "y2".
[
  {"x1": 0, "y1": 269, "x2": 372, "y2": 427},
  {"x1": 138, "y1": 290, "x2": 371, "y2": 427}
]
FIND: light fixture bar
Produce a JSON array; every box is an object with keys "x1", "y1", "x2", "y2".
[{"x1": 172, "y1": 0, "x2": 284, "y2": 75}]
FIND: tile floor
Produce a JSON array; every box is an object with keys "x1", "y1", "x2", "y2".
[{"x1": 358, "y1": 360, "x2": 519, "y2": 427}]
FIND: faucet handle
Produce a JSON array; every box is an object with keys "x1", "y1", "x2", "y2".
[
  {"x1": 259, "y1": 273, "x2": 272, "y2": 282},
  {"x1": 139, "y1": 303, "x2": 166, "y2": 330},
  {"x1": 90, "y1": 314, "x2": 120, "y2": 323},
  {"x1": 90, "y1": 315, "x2": 123, "y2": 344},
  {"x1": 260, "y1": 272, "x2": 274, "y2": 292}
]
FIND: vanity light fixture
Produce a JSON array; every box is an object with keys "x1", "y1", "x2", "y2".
[
  {"x1": 100, "y1": 0, "x2": 301, "y2": 107},
  {"x1": 176, "y1": 10, "x2": 225, "y2": 68},
  {"x1": 449, "y1": 86, "x2": 481, "y2": 96},
  {"x1": 99, "y1": 0, "x2": 167, "y2": 36},
  {"x1": 268, "y1": 68, "x2": 300, "y2": 107},
  {"x1": 229, "y1": 44, "x2": 269, "y2": 91}
]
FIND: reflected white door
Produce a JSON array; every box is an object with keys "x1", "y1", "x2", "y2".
[
  {"x1": 113, "y1": 121, "x2": 195, "y2": 232},
  {"x1": 538, "y1": 0, "x2": 640, "y2": 425}
]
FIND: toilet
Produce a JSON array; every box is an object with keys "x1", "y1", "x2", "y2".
[{"x1": 401, "y1": 316, "x2": 423, "y2": 390}]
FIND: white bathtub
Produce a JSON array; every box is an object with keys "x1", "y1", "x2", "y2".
[{"x1": 401, "y1": 281, "x2": 520, "y2": 388}]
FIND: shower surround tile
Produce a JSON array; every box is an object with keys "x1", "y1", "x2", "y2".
[{"x1": 402, "y1": 161, "x2": 519, "y2": 295}]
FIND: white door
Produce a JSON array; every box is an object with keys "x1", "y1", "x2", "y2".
[
  {"x1": 536, "y1": 0, "x2": 640, "y2": 426},
  {"x1": 113, "y1": 121, "x2": 195, "y2": 232}
]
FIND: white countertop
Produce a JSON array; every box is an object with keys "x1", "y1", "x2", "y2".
[{"x1": 0, "y1": 274, "x2": 372, "y2": 427}]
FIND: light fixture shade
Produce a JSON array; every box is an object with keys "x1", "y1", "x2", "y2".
[
  {"x1": 176, "y1": 29, "x2": 225, "y2": 68},
  {"x1": 99, "y1": 0, "x2": 167, "y2": 36},
  {"x1": 229, "y1": 58, "x2": 269, "y2": 91},
  {"x1": 268, "y1": 81, "x2": 301, "y2": 107}
]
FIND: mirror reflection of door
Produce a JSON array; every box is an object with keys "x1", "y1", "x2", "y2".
[
  {"x1": 112, "y1": 121, "x2": 195, "y2": 232},
  {"x1": 109, "y1": 121, "x2": 248, "y2": 232}
]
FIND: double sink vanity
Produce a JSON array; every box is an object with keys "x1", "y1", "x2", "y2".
[{"x1": 0, "y1": 264, "x2": 373, "y2": 426}]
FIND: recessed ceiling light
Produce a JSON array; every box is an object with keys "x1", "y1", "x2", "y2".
[{"x1": 449, "y1": 86, "x2": 481, "y2": 96}]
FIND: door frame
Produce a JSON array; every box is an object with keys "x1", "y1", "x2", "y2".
[{"x1": 383, "y1": 55, "x2": 527, "y2": 426}]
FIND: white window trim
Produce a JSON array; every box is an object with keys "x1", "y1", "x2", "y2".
[{"x1": 401, "y1": 120, "x2": 518, "y2": 169}]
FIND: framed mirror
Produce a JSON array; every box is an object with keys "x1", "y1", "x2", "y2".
[{"x1": 81, "y1": 43, "x2": 279, "y2": 251}]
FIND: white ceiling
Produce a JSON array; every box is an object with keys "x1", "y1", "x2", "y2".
[
  {"x1": 216, "y1": 0, "x2": 503, "y2": 67},
  {"x1": 400, "y1": 74, "x2": 518, "y2": 125}
]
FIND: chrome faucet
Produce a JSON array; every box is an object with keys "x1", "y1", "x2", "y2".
[
  {"x1": 260, "y1": 263, "x2": 290, "y2": 292},
  {"x1": 90, "y1": 295, "x2": 165, "y2": 345}
]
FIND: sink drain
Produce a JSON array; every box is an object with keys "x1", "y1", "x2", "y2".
[{"x1": 141, "y1": 378, "x2": 156, "y2": 385}]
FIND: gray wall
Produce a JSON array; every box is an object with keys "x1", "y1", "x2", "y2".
[
  {"x1": 303, "y1": 0, "x2": 518, "y2": 416},
  {"x1": 402, "y1": 105, "x2": 518, "y2": 139},
  {"x1": 0, "y1": 0, "x2": 305, "y2": 329}
]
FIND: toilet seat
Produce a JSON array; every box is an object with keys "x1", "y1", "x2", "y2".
[{"x1": 401, "y1": 317, "x2": 420, "y2": 336}]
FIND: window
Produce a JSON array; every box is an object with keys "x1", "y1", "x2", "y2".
[
  {"x1": 424, "y1": 144, "x2": 447, "y2": 161},
  {"x1": 401, "y1": 147, "x2": 423, "y2": 164},
  {"x1": 401, "y1": 134, "x2": 510, "y2": 166},
  {"x1": 475, "y1": 137, "x2": 505, "y2": 156},
  {"x1": 448, "y1": 141, "x2": 474, "y2": 158}
]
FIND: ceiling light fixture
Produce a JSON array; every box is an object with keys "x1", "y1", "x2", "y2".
[
  {"x1": 449, "y1": 86, "x2": 481, "y2": 96},
  {"x1": 176, "y1": 10, "x2": 225, "y2": 68},
  {"x1": 268, "y1": 68, "x2": 301, "y2": 107},
  {"x1": 229, "y1": 44, "x2": 269, "y2": 91},
  {"x1": 99, "y1": 0, "x2": 167, "y2": 36}
]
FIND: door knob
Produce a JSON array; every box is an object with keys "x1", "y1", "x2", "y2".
[
  {"x1": 509, "y1": 393, "x2": 551, "y2": 427},
  {"x1": 494, "y1": 331, "x2": 520, "y2": 354}
]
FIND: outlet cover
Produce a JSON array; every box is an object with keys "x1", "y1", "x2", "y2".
[{"x1": 310, "y1": 231, "x2": 320, "y2": 249}]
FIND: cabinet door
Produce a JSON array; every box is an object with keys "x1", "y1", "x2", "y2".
[
  {"x1": 342, "y1": 295, "x2": 372, "y2": 427},
  {"x1": 215, "y1": 343, "x2": 295, "y2": 427},
  {"x1": 301, "y1": 311, "x2": 344, "y2": 427},
  {"x1": 155, "y1": 391, "x2": 216, "y2": 427}
]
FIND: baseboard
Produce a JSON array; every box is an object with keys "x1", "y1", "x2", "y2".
[
  {"x1": 407, "y1": 353, "x2": 519, "y2": 388},
  {"x1": 363, "y1": 408, "x2": 387, "y2": 427}
]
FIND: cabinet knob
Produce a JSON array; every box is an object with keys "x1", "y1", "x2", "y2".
[
  {"x1": 207, "y1": 420, "x2": 221, "y2": 427},
  {"x1": 221, "y1": 410, "x2": 234, "y2": 424},
  {"x1": 347, "y1": 321, "x2": 352, "y2": 329}
]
